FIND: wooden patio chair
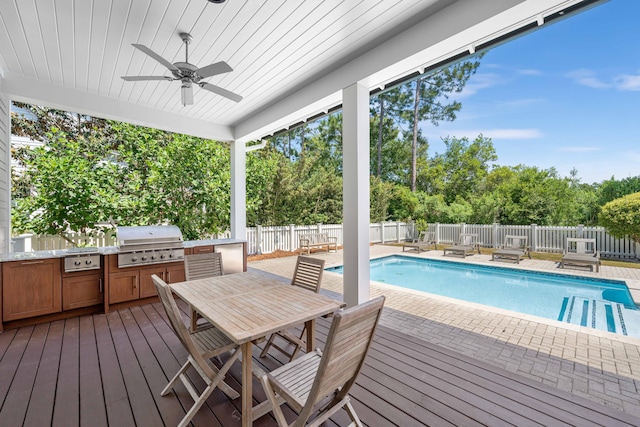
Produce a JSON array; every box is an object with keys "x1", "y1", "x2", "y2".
[
  {"x1": 260, "y1": 256, "x2": 325, "y2": 361},
  {"x1": 184, "y1": 252, "x2": 224, "y2": 331},
  {"x1": 152, "y1": 274, "x2": 241, "y2": 427},
  {"x1": 403, "y1": 231, "x2": 437, "y2": 253},
  {"x1": 256, "y1": 296, "x2": 385, "y2": 427},
  {"x1": 443, "y1": 233, "x2": 480, "y2": 258},
  {"x1": 492, "y1": 234, "x2": 531, "y2": 264},
  {"x1": 561, "y1": 238, "x2": 601, "y2": 272}
]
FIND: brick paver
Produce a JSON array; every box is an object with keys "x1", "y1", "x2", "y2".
[{"x1": 249, "y1": 245, "x2": 640, "y2": 417}]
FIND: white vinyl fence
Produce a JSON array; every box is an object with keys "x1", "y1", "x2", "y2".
[{"x1": 13, "y1": 222, "x2": 640, "y2": 260}]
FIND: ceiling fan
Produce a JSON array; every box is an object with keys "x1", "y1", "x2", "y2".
[{"x1": 121, "y1": 32, "x2": 242, "y2": 106}]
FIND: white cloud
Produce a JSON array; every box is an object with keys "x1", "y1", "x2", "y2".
[
  {"x1": 614, "y1": 73, "x2": 640, "y2": 91},
  {"x1": 500, "y1": 98, "x2": 544, "y2": 108},
  {"x1": 557, "y1": 146, "x2": 601, "y2": 153},
  {"x1": 517, "y1": 68, "x2": 542, "y2": 76},
  {"x1": 455, "y1": 73, "x2": 503, "y2": 98},
  {"x1": 566, "y1": 69, "x2": 611, "y2": 89}
]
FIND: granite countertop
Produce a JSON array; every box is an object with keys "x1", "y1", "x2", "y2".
[{"x1": 0, "y1": 238, "x2": 246, "y2": 262}]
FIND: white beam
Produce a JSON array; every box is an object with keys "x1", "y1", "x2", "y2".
[
  {"x1": 0, "y1": 80, "x2": 11, "y2": 254},
  {"x1": 3, "y1": 75, "x2": 234, "y2": 142},
  {"x1": 342, "y1": 82, "x2": 370, "y2": 307},
  {"x1": 230, "y1": 140, "x2": 246, "y2": 240}
]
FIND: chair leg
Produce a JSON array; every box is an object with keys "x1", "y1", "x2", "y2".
[
  {"x1": 259, "y1": 373, "x2": 289, "y2": 427},
  {"x1": 343, "y1": 399, "x2": 363, "y2": 427},
  {"x1": 161, "y1": 359, "x2": 191, "y2": 396},
  {"x1": 260, "y1": 333, "x2": 276, "y2": 358}
]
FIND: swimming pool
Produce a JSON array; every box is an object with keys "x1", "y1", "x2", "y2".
[{"x1": 327, "y1": 255, "x2": 640, "y2": 337}]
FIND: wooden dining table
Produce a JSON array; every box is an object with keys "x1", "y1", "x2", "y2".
[{"x1": 170, "y1": 270, "x2": 345, "y2": 427}]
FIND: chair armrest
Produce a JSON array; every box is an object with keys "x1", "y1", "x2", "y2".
[
  {"x1": 299, "y1": 238, "x2": 310, "y2": 245},
  {"x1": 328, "y1": 236, "x2": 337, "y2": 242}
]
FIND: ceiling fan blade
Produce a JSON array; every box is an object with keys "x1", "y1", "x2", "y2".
[
  {"x1": 199, "y1": 82, "x2": 243, "y2": 102},
  {"x1": 132, "y1": 43, "x2": 179, "y2": 72},
  {"x1": 195, "y1": 61, "x2": 233, "y2": 78},
  {"x1": 121, "y1": 75, "x2": 173, "y2": 81}
]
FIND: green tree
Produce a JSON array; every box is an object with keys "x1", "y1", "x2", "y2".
[
  {"x1": 599, "y1": 192, "x2": 640, "y2": 259},
  {"x1": 405, "y1": 57, "x2": 482, "y2": 191}
]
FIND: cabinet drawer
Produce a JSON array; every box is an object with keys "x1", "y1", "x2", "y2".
[{"x1": 191, "y1": 245, "x2": 214, "y2": 254}]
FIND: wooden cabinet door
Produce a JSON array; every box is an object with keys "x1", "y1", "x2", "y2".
[
  {"x1": 109, "y1": 270, "x2": 139, "y2": 304},
  {"x1": 139, "y1": 266, "x2": 166, "y2": 299},
  {"x1": 62, "y1": 274, "x2": 103, "y2": 310},
  {"x1": 3, "y1": 259, "x2": 62, "y2": 321},
  {"x1": 165, "y1": 263, "x2": 186, "y2": 284}
]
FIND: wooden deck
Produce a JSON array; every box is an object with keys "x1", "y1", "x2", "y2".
[{"x1": 0, "y1": 299, "x2": 638, "y2": 427}]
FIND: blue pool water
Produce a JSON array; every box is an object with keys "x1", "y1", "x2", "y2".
[{"x1": 327, "y1": 255, "x2": 640, "y2": 337}]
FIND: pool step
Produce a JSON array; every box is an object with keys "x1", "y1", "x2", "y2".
[{"x1": 558, "y1": 297, "x2": 628, "y2": 335}]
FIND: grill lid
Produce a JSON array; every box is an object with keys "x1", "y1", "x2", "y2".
[{"x1": 117, "y1": 225, "x2": 183, "y2": 251}]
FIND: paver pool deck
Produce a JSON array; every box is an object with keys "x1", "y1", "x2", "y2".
[{"x1": 248, "y1": 245, "x2": 640, "y2": 417}]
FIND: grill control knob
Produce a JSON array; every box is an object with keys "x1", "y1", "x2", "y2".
[
  {"x1": 131, "y1": 256, "x2": 138, "y2": 262},
  {"x1": 151, "y1": 255, "x2": 157, "y2": 260},
  {"x1": 141, "y1": 256, "x2": 148, "y2": 261},
  {"x1": 169, "y1": 253, "x2": 174, "y2": 258},
  {"x1": 85, "y1": 260, "x2": 92, "y2": 265},
  {"x1": 75, "y1": 260, "x2": 81, "y2": 266},
  {"x1": 160, "y1": 254, "x2": 166, "y2": 259}
]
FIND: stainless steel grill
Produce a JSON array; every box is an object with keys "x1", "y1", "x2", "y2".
[
  {"x1": 64, "y1": 247, "x2": 101, "y2": 272},
  {"x1": 116, "y1": 225, "x2": 185, "y2": 268}
]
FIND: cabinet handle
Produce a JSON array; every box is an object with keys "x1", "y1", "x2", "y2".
[
  {"x1": 20, "y1": 260, "x2": 44, "y2": 265},
  {"x1": 99, "y1": 278, "x2": 103, "y2": 293},
  {"x1": 133, "y1": 277, "x2": 137, "y2": 290},
  {"x1": 166, "y1": 271, "x2": 171, "y2": 283}
]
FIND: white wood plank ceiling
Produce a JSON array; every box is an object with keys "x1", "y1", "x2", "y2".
[{"x1": 0, "y1": 0, "x2": 604, "y2": 142}]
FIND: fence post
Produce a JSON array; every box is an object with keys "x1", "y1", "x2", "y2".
[
  {"x1": 577, "y1": 224, "x2": 584, "y2": 238},
  {"x1": 531, "y1": 224, "x2": 537, "y2": 252},
  {"x1": 460, "y1": 223, "x2": 466, "y2": 235},
  {"x1": 256, "y1": 225, "x2": 263, "y2": 254},
  {"x1": 397, "y1": 221, "x2": 401, "y2": 243},
  {"x1": 317, "y1": 223, "x2": 322, "y2": 234},
  {"x1": 380, "y1": 222, "x2": 385, "y2": 244},
  {"x1": 492, "y1": 223, "x2": 499, "y2": 248},
  {"x1": 289, "y1": 224, "x2": 296, "y2": 252}
]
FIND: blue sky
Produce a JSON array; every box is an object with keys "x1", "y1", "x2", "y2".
[{"x1": 422, "y1": 0, "x2": 640, "y2": 184}]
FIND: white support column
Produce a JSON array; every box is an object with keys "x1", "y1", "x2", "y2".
[
  {"x1": 230, "y1": 140, "x2": 247, "y2": 240},
  {"x1": 342, "y1": 81, "x2": 370, "y2": 307},
  {"x1": 0, "y1": 83, "x2": 10, "y2": 254}
]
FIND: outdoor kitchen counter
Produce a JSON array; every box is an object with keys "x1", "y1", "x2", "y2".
[{"x1": 0, "y1": 238, "x2": 246, "y2": 261}]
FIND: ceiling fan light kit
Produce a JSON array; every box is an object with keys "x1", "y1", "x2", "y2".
[{"x1": 121, "y1": 32, "x2": 241, "y2": 106}]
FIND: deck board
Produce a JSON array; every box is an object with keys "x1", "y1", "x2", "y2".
[
  {"x1": 23, "y1": 321, "x2": 64, "y2": 427},
  {"x1": 0, "y1": 299, "x2": 638, "y2": 427}
]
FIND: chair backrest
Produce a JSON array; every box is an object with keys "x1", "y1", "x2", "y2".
[
  {"x1": 420, "y1": 232, "x2": 435, "y2": 243},
  {"x1": 291, "y1": 256, "x2": 325, "y2": 293},
  {"x1": 504, "y1": 235, "x2": 528, "y2": 249},
  {"x1": 458, "y1": 233, "x2": 477, "y2": 246},
  {"x1": 301, "y1": 296, "x2": 385, "y2": 418},
  {"x1": 151, "y1": 275, "x2": 216, "y2": 376},
  {"x1": 566, "y1": 238, "x2": 597, "y2": 255},
  {"x1": 185, "y1": 252, "x2": 224, "y2": 280}
]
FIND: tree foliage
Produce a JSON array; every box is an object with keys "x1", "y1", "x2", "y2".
[
  {"x1": 10, "y1": 55, "x2": 639, "y2": 240},
  {"x1": 599, "y1": 192, "x2": 640, "y2": 252}
]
